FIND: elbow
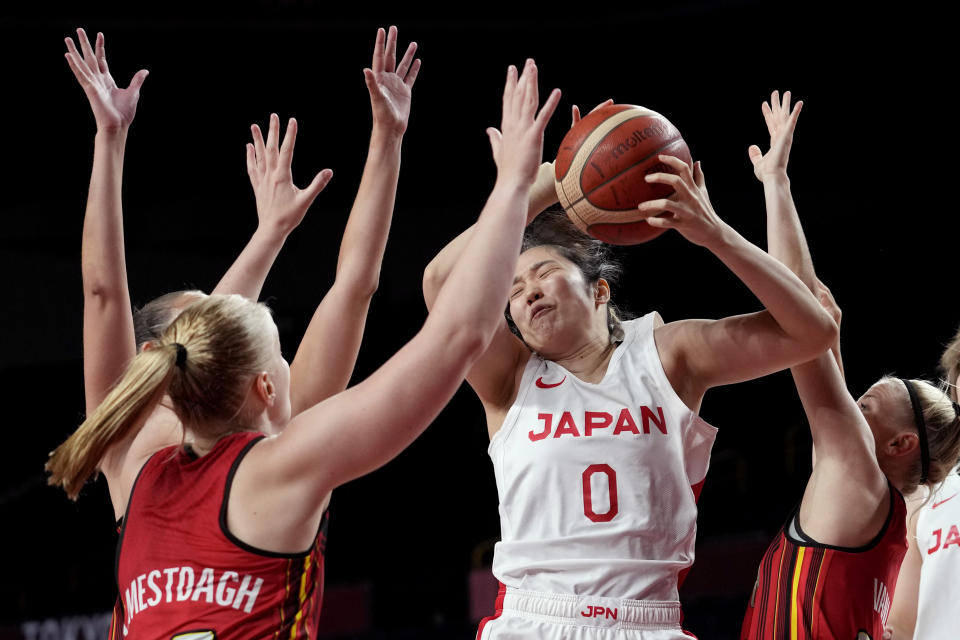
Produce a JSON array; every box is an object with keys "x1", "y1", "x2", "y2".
[
  {"x1": 804, "y1": 312, "x2": 839, "y2": 360},
  {"x1": 83, "y1": 281, "x2": 125, "y2": 306},
  {"x1": 422, "y1": 262, "x2": 442, "y2": 307},
  {"x1": 436, "y1": 321, "x2": 491, "y2": 366}
]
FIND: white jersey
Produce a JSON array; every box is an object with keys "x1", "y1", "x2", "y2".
[
  {"x1": 488, "y1": 313, "x2": 717, "y2": 602},
  {"x1": 914, "y1": 470, "x2": 960, "y2": 640}
]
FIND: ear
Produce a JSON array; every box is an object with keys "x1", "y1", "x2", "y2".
[
  {"x1": 252, "y1": 371, "x2": 277, "y2": 408},
  {"x1": 140, "y1": 340, "x2": 155, "y2": 354},
  {"x1": 885, "y1": 431, "x2": 920, "y2": 458},
  {"x1": 594, "y1": 278, "x2": 610, "y2": 306}
]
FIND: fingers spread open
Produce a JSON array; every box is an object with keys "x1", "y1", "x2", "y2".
[
  {"x1": 534, "y1": 88, "x2": 561, "y2": 133},
  {"x1": 770, "y1": 90, "x2": 782, "y2": 122},
  {"x1": 521, "y1": 59, "x2": 538, "y2": 118},
  {"x1": 246, "y1": 143, "x2": 257, "y2": 176},
  {"x1": 404, "y1": 58, "x2": 421, "y2": 87},
  {"x1": 280, "y1": 117, "x2": 297, "y2": 163},
  {"x1": 64, "y1": 49, "x2": 91, "y2": 86},
  {"x1": 304, "y1": 169, "x2": 334, "y2": 203},
  {"x1": 95, "y1": 32, "x2": 109, "y2": 75},
  {"x1": 128, "y1": 69, "x2": 148, "y2": 93},
  {"x1": 371, "y1": 28, "x2": 385, "y2": 74},
  {"x1": 77, "y1": 28, "x2": 97, "y2": 67},
  {"x1": 761, "y1": 100, "x2": 776, "y2": 138},
  {"x1": 397, "y1": 41, "x2": 417, "y2": 80},
  {"x1": 250, "y1": 123, "x2": 266, "y2": 169},
  {"x1": 266, "y1": 113, "x2": 280, "y2": 156},
  {"x1": 384, "y1": 25, "x2": 398, "y2": 73},
  {"x1": 502, "y1": 65, "x2": 518, "y2": 121},
  {"x1": 486, "y1": 127, "x2": 503, "y2": 159}
]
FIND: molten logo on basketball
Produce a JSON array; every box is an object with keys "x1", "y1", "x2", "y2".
[{"x1": 609, "y1": 123, "x2": 669, "y2": 161}]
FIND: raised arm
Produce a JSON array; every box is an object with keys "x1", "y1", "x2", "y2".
[
  {"x1": 66, "y1": 29, "x2": 148, "y2": 414},
  {"x1": 286, "y1": 26, "x2": 419, "y2": 416},
  {"x1": 211, "y1": 113, "x2": 332, "y2": 300},
  {"x1": 641, "y1": 151, "x2": 837, "y2": 411},
  {"x1": 753, "y1": 90, "x2": 886, "y2": 543},
  {"x1": 421, "y1": 101, "x2": 610, "y2": 412},
  {"x1": 234, "y1": 61, "x2": 561, "y2": 549}
]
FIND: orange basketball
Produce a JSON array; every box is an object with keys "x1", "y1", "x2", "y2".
[{"x1": 554, "y1": 104, "x2": 691, "y2": 245}]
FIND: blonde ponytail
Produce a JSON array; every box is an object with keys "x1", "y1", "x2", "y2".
[
  {"x1": 46, "y1": 345, "x2": 179, "y2": 500},
  {"x1": 48, "y1": 294, "x2": 277, "y2": 500}
]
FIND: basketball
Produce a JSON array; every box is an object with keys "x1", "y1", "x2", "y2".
[{"x1": 554, "y1": 104, "x2": 692, "y2": 245}]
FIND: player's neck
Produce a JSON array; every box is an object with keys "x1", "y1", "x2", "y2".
[{"x1": 551, "y1": 333, "x2": 617, "y2": 384}]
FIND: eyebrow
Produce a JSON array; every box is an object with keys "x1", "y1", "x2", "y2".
[{"x1": 512, "y1": 260, "x2": 558, "y2": 286}]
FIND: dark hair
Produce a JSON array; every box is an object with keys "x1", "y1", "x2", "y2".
[
  {"x1": 133, "y1": 290, "x2": 204, "y2": 348},
  {"x1": 505, "y1": 208, "x2": 633, "y2": 343}
]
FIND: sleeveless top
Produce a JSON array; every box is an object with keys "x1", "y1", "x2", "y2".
[
  {"x1": 741, "y1": 485, "x2": 907, "y2": 640},
  {"x1": 489, "y1": 313, "x2": 717, "y2": 601},
  {"x1": 113, "y1": 431, "x2": 328, "y2": 639},
  {"x1": 914, "y1": 470, "x2": 960, "y2": 640}
]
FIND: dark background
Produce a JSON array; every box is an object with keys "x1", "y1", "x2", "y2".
[{"x1": 1, "y1": 2, "x2": 955, "y2": 638}]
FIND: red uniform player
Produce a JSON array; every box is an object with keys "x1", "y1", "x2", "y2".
[{"x1": 112, "y1": 432, "x2": 326, "y2": 638}]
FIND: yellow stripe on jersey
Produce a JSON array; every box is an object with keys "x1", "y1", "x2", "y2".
[
  {"x1": 790, "y1": 546, "x2": 807, "y2": 640},
  {"x1": 289, "y1": 555, "x2": 313, "y2": 639}
]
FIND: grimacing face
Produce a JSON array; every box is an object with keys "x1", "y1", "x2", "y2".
[{"x1": 508, "y1": 246, "x2": 598, "y2": 353}]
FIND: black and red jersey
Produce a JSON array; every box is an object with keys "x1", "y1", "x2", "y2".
[
  {"x1": 741, "y1": 486, "x2": 906, "y2": 640},
  {"x1": 113, "y1": 431, "x2": 328, "y2": 639}
]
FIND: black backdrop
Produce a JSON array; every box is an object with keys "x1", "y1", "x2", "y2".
[{"x1": 1, "y1": 2, "x2": 955, "y2": 638}]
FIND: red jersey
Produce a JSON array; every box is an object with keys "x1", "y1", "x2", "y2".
[
  {"x1": 741, "y1": 486, "x2": 906, "y2": 640},
  {"x1": 114, "y1": 431, "x2": 328, "y2": 639}
]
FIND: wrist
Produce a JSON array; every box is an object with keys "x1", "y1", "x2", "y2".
[
  {"x1": 370, "y1": 123, "x2": 405, "y2": 148},
  {"x1": 493, "y1": 174, "x2": 535, "y2": 200},
  {"x1": 760, "y1": 170, "x2": 790, "y2": 186},
  {"x1": 253, "y1": 221, "x2": 292, "y2": 245},
  {"x1": 95, "y1": 127, "x2": 129, "y2": 144},
  {"x1": 703, "y1": 221, "x2": 739, "y2": 253}
]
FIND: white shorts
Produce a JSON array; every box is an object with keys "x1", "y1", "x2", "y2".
[{"x1": 476, "y1": 587, "x2": 696, "y2": 640}]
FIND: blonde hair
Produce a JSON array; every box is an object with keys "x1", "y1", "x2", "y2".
[
  {"x1": 47, "y1": 294, "x2": 276, "y2": 499},
  {"x1": 940, "y1": 325, "x2": 960, "y2": 402},
  {"x1": 891, "y1": 377, "x2": 960, "y2": 494}
]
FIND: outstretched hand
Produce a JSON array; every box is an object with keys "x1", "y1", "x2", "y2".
[
  {"x1": 64, "y1": 29, "x2": 148, "y2": 133},
  {"x1": 637, "y1": 156, "x2": 726, "y2": 249},
  {"x1": 748, "y1": 90, "x2": 802, "y2": 182},
  {"x1": 486, "y1": 59, "x2": 561, "y2": 188},
  {"x1": 363, "y1": 26, "x2": 420, "y2": 136},
  {"x1": 247, "y1": 114, "x2": 333, "y2": 237}
]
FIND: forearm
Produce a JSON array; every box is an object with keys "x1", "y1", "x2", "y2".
[
  {"x1": 212, "y1": 226, "x2": 286, "y2": 299},
  {"x1": 423, "y1": 162, "x2": 555, "y2": 310},
  {"x1": 426, "y1": 178, "x2": 528, "y2": 338},
  {"x1": 709, "y1": 226, "x2": 835, "y2": 343},
  {"x1": 763, "y1": 174, "x2": 816, "y2": 291},
  {"x1": 81, "y1": 129, "x2": 137, "y2": 411},
  {"x1": 334, "y1": 127, "x2": 403, "y2": 294},
  {"x1": 82, "y1": 130, "x2": 130, "y2": 299}
]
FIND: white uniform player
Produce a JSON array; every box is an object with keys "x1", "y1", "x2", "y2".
[
  {"x1": 913, "y1": 470, "x2": 960, "y2": 640},
  {"x1": 478, "y1": 313, "x2": 716, "y2": 640}
]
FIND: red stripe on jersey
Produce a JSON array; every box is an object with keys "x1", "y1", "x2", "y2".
[{"x1": 475, "y1": 581, "x2": 507, "y2": 640}]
